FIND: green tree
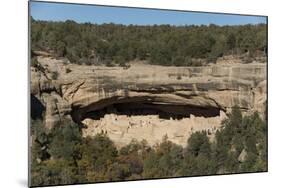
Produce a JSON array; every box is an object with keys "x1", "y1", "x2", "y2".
[
  {"x1": 227, "y1": 33, "x2": 236, "y2": 52},
  {"x1": 48, "y1": 120, "x2": 81, "y2": 161},
  {"x1": 186, "y1": 131, "x2": 211, "y2": 158},
  {"x1": 55, "y1": 41, "x2": 66, "y2": 57}
]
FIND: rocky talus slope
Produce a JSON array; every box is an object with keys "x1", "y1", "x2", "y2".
[{"x1": 31, "y1": 57, "x2": 267, "y2": 147}]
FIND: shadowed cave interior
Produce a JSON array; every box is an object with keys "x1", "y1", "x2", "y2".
[{"x1": 81, "y1": 102, "x2": 222, "y2": 122}]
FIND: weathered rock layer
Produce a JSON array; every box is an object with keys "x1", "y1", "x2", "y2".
[{"x1": 31, "y1": 57, "x2": 267, "y2": 147}]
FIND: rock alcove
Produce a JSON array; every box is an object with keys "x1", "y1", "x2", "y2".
[
  {"x1": 75, "y1": 96, "x2": 226, "y2": 147},
  {"x1": 31, "y1": 56, "x2": 267, "y2": 147}
]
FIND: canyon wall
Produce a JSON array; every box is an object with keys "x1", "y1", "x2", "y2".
[{"x1": 31, "y1": 57, "x2": 267, "y2": 147}]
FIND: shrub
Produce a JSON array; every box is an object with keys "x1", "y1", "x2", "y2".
[
  {"x1": 31, "y1": 57, "x2": 45, "y2": 72},
  {"x1": 51, "y1": 71, "x2": 59, "y2": 80},
  {"x1": 172, "y1": 56, "x2": 185, "y2": 67},
  {"x1": 31, "y1": 57, "x2": 39, "y2": 67},
  {"x1": 105, "y1": 60, "x2": 115, "y2": 67},
  {"x1": 65, "y1": 68, "x2": 72, "y2": 73},
  {"x1": 113, "y1": 56, "x2": 126, "y2": 67}
]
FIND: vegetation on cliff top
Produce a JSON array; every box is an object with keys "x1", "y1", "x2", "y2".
[
  {"x1": 30, "y1": 106, "x2": 267, "y2": 186},
  {"x1": 31, "y1": 17, "x2": 267, "y2": 66}
]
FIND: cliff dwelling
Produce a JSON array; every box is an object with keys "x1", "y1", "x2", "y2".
[
  {"x1": 31, "y1": 56, "x2": 266, "y2": 148},
  {"x1": 80, "y1": 100, "x2": 227, "y2": 147}
]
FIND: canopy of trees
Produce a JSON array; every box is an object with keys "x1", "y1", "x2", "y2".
[
  {"x1": 31, "y1": 17, "x2": 267, "y2": 66},
  {"x1": 30, "y1": 106, "x2": 267, "y2": 186}
]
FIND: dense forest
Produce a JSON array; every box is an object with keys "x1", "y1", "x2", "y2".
[
  {"x1": 31, "y1": 17, "x2": 267, "y2": 66},
  {"x1": 30, "y1": 106, "x2": 267, "y2": 186}
]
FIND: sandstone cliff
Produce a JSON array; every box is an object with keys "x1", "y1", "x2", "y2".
[{"x1": 31, "y1": 57, "x2": 267, "y2": 147}]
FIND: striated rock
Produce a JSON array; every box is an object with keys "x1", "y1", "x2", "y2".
[
  {"x1": 31, "y1": 57, "x2": 267, "y2": 146},
  {"x1": 61, "y1": 62, "x2": 266, "y2": 122}
]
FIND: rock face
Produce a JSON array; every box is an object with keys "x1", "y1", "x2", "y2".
[{"x1": 31, "y1": 57, "x2": 267, "y2": 147}]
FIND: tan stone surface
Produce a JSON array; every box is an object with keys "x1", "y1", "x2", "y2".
[
  {"x1": 82, "y1": 110, "x2": 227, "y2": 148},
  {"x1": 31, "y1": 56, "x2": 267, "y2": 146}
]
